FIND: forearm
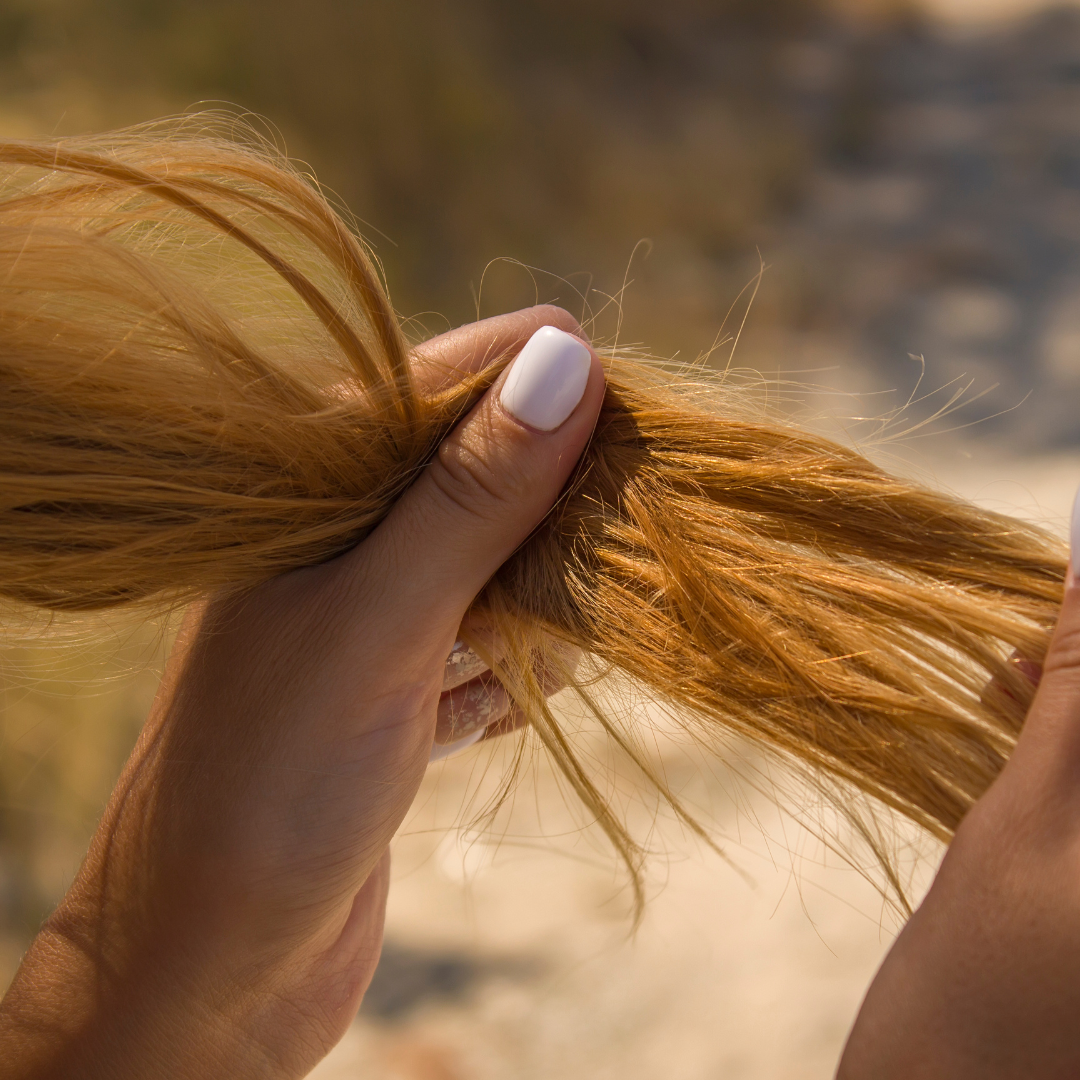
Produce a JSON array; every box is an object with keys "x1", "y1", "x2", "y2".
[
  {"x1": 0, "y1": 757, "x2": 285, "y2": 1080},
  {"x1": 0, "y1": 922, "x2": 100, "y2": 1079},
  {"x1": 1, "y1": 799, "x2": 383, "y2": 1080},
  {"x1": 0, "y1": 904, "x2": 267, "y2": 1080}
]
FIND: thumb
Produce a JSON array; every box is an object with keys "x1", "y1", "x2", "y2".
[
  {"x1": 356, "y1": 324, "x2": 605, "y2": 628},
  {"x1": 1008, "y1": 484, "x2": 1080, "y2": 782}
]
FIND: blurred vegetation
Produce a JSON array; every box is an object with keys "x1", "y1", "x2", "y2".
[
  {"x1": 0, "y1": 0, "x2": 915, "y2": 338},
  {"x1": 0, "y1": 0, "x2": 921, "y2": 983},
  {"x1": 0, "y1": 628, "x2": 164, "y2": 979}
]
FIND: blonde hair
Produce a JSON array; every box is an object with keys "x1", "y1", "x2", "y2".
[{"x1": 0, "y1": 116, "x2": 1065, "y2": 910}]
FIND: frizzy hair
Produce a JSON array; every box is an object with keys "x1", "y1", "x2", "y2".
[{"x1": 0, "y1": 117, "x2": 1065, "y2": 910}]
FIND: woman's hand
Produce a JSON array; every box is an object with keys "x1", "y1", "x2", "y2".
[
  {"x1": 0, "y1": 306, "x2": 605, "y2": 1080},
  {"x1": 838, "y1": 503, "x2": 1080, "y2": 1079}
]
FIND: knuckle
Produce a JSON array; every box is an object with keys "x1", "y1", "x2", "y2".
[{"x1": 427, "y1": 431, "x2": 531, "y2": 521}]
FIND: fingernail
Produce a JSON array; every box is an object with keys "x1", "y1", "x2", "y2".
[
  {"x1": 429, "y1": 726, "x2": 486, "y2": 763},
  {"x1": 1070, "y1": 484, "x2": 1080, "y2": 590},
  {"x1": 499, "y1": 326, "x2": 591, "y2": 431},
  {"x1": 443, "y1": 640, "x2": 489, "y2": 691}
]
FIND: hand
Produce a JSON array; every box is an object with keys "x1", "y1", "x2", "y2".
[
  {"x1": 838, "y1": 531, "x2": 1080, "y2": 1077},
  {"x1": 436, "y1": 631, "x2": 581, "y2": 755},
  {"x1": 0, "y1": 305, "x2": 605, "y2": 1080}
]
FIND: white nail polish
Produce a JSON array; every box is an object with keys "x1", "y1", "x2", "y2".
[
  {"x1": 443, "y1": 640, "x2": 489, "y2": 691},
  {"x1": 429, "y1": 726, "x2": 486, "y2": 763},
  {"x1": 500, "y1": 326, "x2": 591, "y2": 431}
]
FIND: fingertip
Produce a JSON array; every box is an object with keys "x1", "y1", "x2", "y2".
[
  {"x1": 1030, "y1": 545, "x2": 1080, "y2": 699},
  {"x1": 525, "y1": 303, "x2": 586, "y2": 339},
  {"x1": 499, "y1": 326, "x2": 593, "y2": 432},
  {"x1": 355, "y1": 321, "x2": 605, "y2": 634},
  {"x1": 410, "y1": 306, "x2": 589, "y2": 395},
  {"x1": 429, "y1": 726, "x2": 486, "y2": 762},
  {"x1": 1066, "y1": 483, "x2": 1080, "y2": 590},
  {"x1": 1071, "y1": 482, "x2": 1080, "y2": 563}
]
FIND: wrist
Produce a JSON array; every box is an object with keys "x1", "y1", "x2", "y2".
[
  {"x1": 1, "y1": 869, "x2": 362, "y2": 1080},
  {"x1": 0, "y1": 904, "x2": 261, "y2": 1080}
]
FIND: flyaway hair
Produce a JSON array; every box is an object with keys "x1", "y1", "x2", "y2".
[{"x1": 0, "y1": 117, "x2": 1066, "y2": 910}]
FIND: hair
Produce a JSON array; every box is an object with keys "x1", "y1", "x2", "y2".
[{"x1": 0, "y1": 115, "x2": 1065, "y2": 912}]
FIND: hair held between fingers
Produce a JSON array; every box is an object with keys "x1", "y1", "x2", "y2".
[{"x1": 0, "y1": 114, "x2": 1066, "y2": 914}]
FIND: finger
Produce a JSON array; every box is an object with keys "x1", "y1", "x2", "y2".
[
  {"x1": 443, "y1": 639, "x2": 491, "y2": 691},
  {"x1": 478, "y1": 643, "x2": 583, "y2": 742},
  {"x1": 354, "y1": 324, "x2": 606, "y2": 640},
  {"x1": 410, "y1": 305, "x2": 585, "y2": 395},
  {"x1": 980, "y1": 650, "x2": 1042, "y2": 714},
  {"x1": 436, "y1": 641, "x2": 581, "y2": 747},
  {"x1": 434, "y1": 671, "x2": 512, "y2": 745},
  {"x1": 438, "y1": 642, "x2": 584, "y2": 752},
  {"x1": 442, "y1": 617, "x2": 502, "y2": 691},
  {"x1": 429, "y1": 727, "x2": 487, "y2": 761},
  {"x1": 1006, "y1": 485, "x2": 1080, "y2": 782}
]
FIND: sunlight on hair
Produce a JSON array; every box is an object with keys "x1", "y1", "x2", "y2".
[{"x1": 0, "y1": 113, "x2": 1066, "y2": 918}]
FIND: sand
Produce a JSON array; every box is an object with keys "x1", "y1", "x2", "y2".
[{"x1": 307, "y1": 444, "x2": 1080, "y2": 1080}]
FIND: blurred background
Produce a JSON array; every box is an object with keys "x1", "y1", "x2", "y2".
[{"x1": 4, "y1": 1, "x2": 1080, "y2": 1076}]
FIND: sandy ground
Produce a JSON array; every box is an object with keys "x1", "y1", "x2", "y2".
[{"x1": 306, "y1": 444, "x2": 1080, "y2": 1080}]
